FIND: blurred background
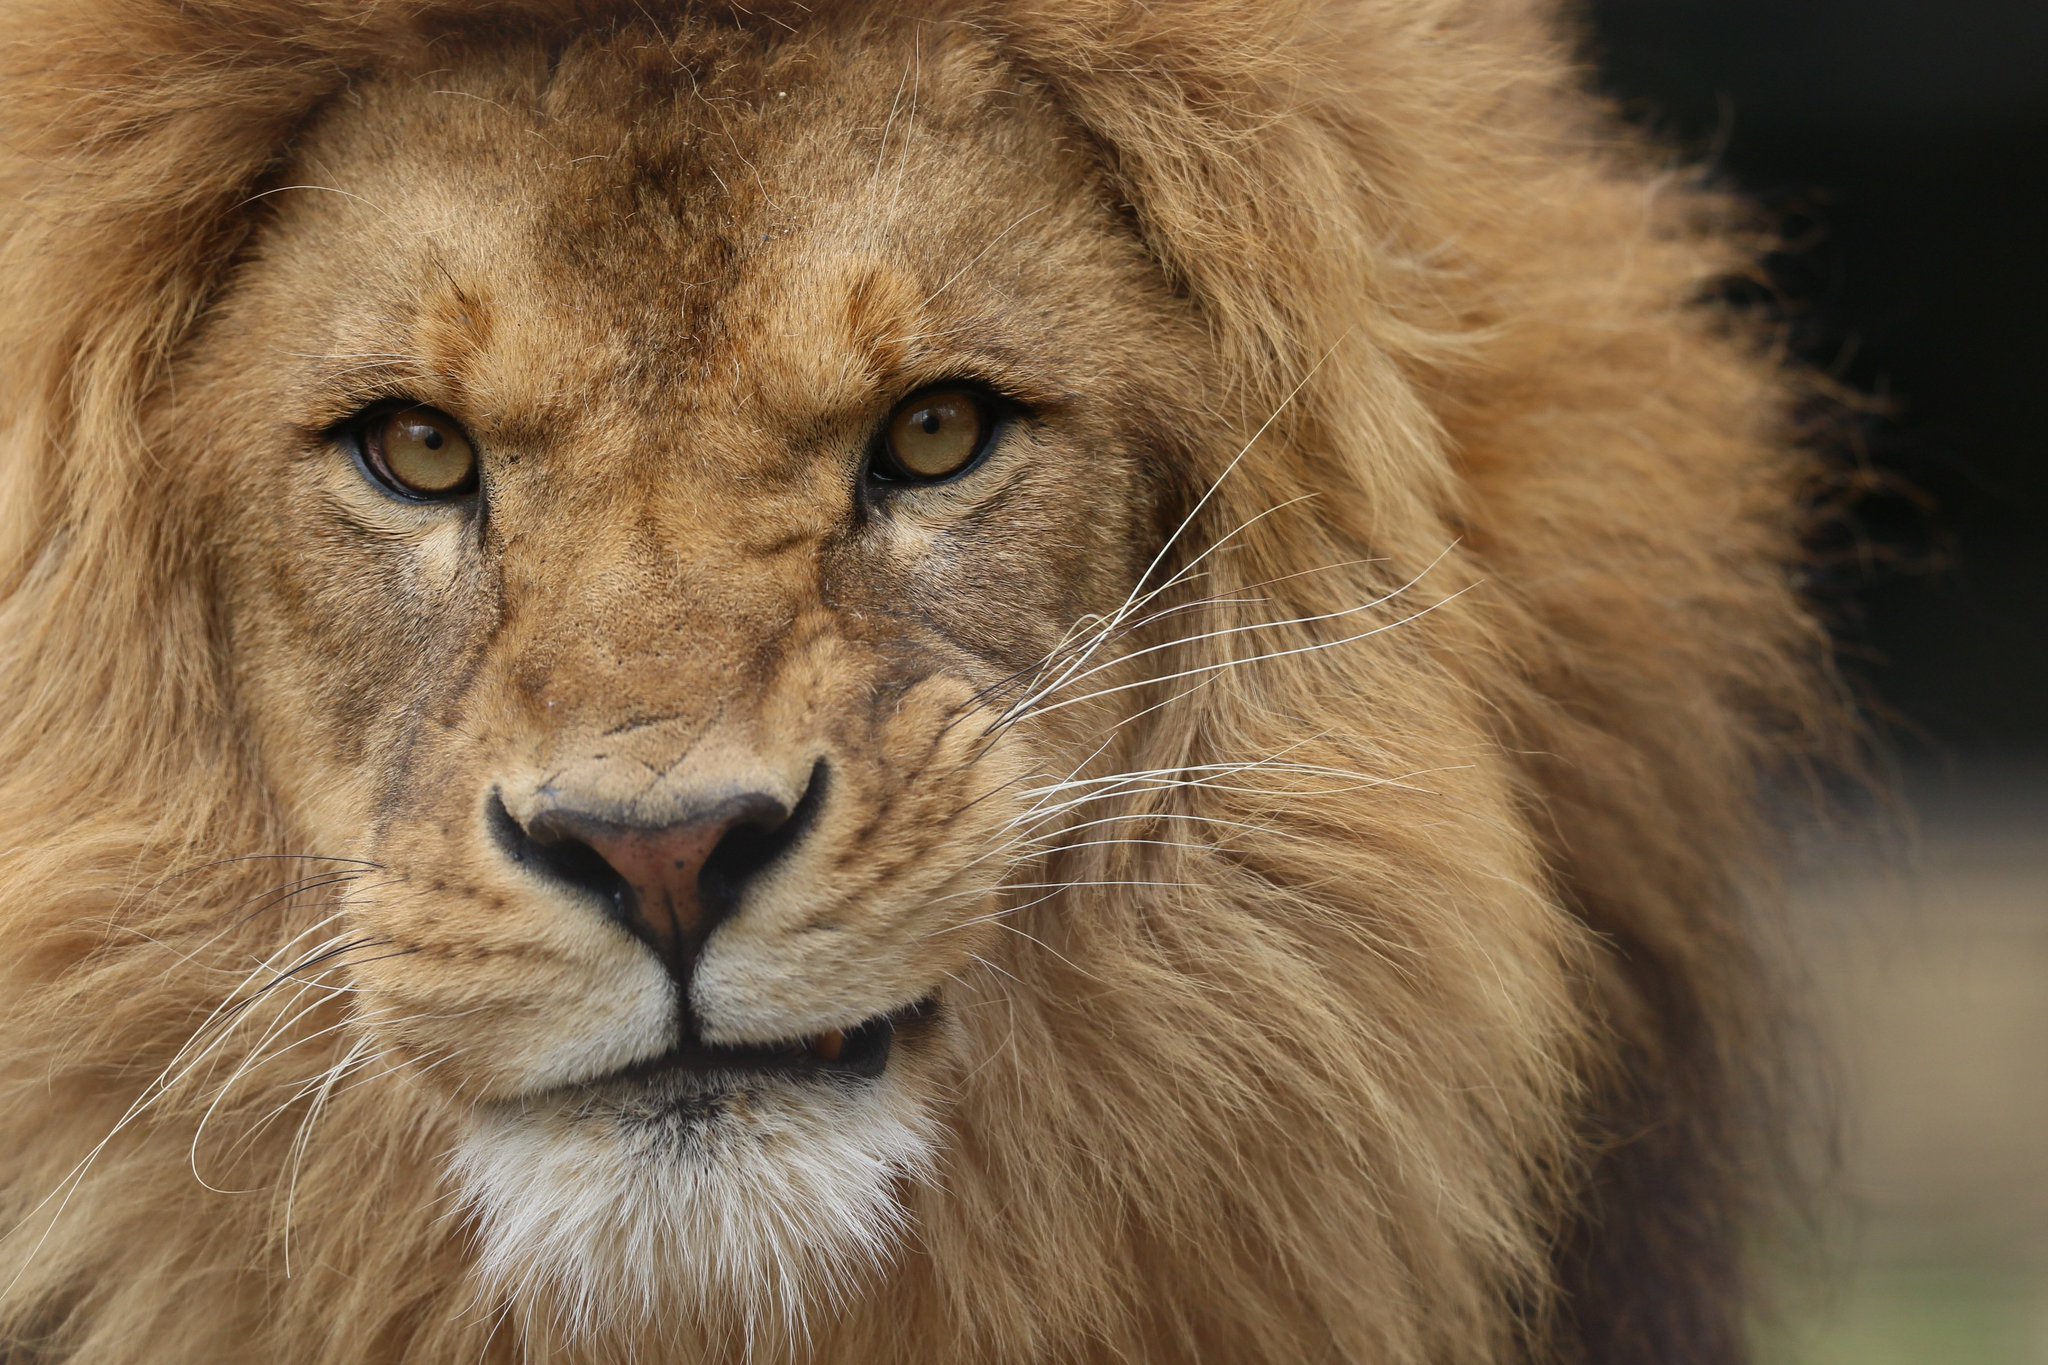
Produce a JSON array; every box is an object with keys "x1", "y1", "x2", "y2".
[{"x1": 1582, "y1": 1, "x2": 2047, "y2": 1361}]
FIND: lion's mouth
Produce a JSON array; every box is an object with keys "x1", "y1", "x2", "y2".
[{"x1": 599, "y1": 997, "x2": 936, "y2": 1092}]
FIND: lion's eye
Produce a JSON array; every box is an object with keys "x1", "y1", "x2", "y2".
[
  {"x1": 874, "y1": 385, "x2": 995, "y2": 483},
  {"x1": 357, "y1": 406, "x2": 478, "y2": 500}
]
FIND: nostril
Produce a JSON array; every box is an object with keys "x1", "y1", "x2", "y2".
[
  {"x1": 699, "y1": 760, "x2": 828, "y2": 921},
  {"x1": 489, "y1": 793, "x2": 635, "y2": 919}
]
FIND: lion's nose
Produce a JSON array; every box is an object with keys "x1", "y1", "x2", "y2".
[{"x1": 494, "y1": 765, "x2": 824, "y2": 985}]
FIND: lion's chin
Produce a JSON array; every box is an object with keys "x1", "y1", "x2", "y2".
[{"x1": 448, "y1": 1070, "x2": 938, "y2": 1340}]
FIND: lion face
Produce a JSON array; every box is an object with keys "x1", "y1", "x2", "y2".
[{"x1": 174, "y1": 19, "x2": 1201, "y2": 1324}]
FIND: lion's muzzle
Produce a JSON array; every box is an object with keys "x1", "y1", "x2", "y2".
[{"x1": 484, "y1": 758, "x2": 888, "y2": 1074}]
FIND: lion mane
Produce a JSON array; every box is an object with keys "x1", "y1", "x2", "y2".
[{"x1": 0, "y1": 1, "x2": 1831, "y2": 1362}]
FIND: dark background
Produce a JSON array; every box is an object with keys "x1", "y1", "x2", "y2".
[
  {"x1": 1584, "y1": 0, "x2": 2047, "y2": 779},
  {"x1": 1577, "y1": 9, "x2": 2048, "y2": 1361}
]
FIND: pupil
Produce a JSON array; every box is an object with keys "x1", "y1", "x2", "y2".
[
  {"x1": 918, "y1": 411, "x2": 942, "y2": 434},
  {"x1": 422, "y1": 429, "x2": 444, "y2": 450}
]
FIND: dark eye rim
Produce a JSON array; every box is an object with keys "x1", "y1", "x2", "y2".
[
  {"x1": 335, "y1": 400, "x2": 481, "y2": 504},
  {"x1": 866, "y1": 382, "x2": 1012, "y2": 488}
]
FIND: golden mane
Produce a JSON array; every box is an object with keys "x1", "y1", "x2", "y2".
[{"x1": 0, "y1": 2, "x2": 1832, "y2": 1361}]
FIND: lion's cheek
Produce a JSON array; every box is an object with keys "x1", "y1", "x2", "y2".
[
  {"x1": 344, "y1": 886, "x2": 679, "y2": 1102},
  {"x1": 218, "y1": 514, "x2": 495, "y2": 846},
  {"x1": 689, "y1": 916, "x2": 980, "y2": 1046}
]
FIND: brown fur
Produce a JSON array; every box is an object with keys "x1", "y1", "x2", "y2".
[{"x1": 0, "y1": 2, "x2": 1831, "y2": 1361}]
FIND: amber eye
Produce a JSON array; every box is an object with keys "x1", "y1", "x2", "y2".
[
  {"x1": 875, "y1": 385, "x2": 996, "y2": 482},
  {"x1": 358, "y1": 406, "x2": 478, "y2": 500}
]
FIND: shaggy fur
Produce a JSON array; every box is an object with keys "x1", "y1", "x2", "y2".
[{"x1": 0, "y1": 1, "x2": 1831, "y2": 1362}]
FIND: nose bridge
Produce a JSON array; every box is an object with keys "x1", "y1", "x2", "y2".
[
  {"x1": 509, "y1": 510, "x2": 800, "y2": 740},
  {"x1": 488, "y1": 560, "x2": 838, "y2": 873}
]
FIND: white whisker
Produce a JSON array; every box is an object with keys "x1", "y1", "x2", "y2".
[
  {"x1": 1002, "y1": 542, "x2": 1461, "y2": 724},
  {"x1": 1017, "y1": 588, "x2": 1475, "y2": 724}
]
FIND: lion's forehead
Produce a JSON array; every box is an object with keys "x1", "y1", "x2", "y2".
[{"x1": 272, "y1": 18, "x2": 1094, "y2": 458}]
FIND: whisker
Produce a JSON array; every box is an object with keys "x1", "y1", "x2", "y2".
[
  {"x1": 158, "y1": 852, "x2": 383, "y2": 885},
  {"x1": 1000, "y1": 542, "x2": 1459, "y2": 726},
  {"x1": 1013, "y1": 835, "x2": 1230, "y2": 860},
  {"x1": 189, "y1": 995, "x2": 373, "y2": 1194},
  {"x1": 985, "y1": 919, "x2": 1107, "y2": 985},
  {"x1": 1013, "y1": 587, "x2": 1475, "y2": 726},
  {"x1": 1109, "y1": 340, "x2": 1346, "y2": 639},
  {"x1": 997, "y1": 746, "x2": 1341, "y2": 833},
  {"x1": 0, "y1": 925, "x2": 397, "y2": 1289},
  {"x1": 282, "y1": 1031, "x2": 388, "y2": 1277},
  {"x1": 236, "y1": 870, "x2": 368, "y2": 924},
  {"x1": 1009, "y1": 494, "x2": 1321, "y2": 725},
  {"x1": 961, "y1": 354, "x2": 1345, "y2": 758}
]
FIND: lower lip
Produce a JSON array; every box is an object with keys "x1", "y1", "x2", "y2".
[{"x1": 598, "y1": 999, "x2": 934, "y2": 1094}]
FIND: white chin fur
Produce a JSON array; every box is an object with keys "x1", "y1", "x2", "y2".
[{"x1": 449, "y1": 1070, "x2": 938, "y2": 1344}]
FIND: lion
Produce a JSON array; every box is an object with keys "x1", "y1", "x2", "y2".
[{"x1": 0, "y1": 0, "x2": 1832, "y2": 1361}]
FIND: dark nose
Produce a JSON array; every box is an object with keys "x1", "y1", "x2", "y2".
[{"x1": 494, "y1": 765, "x2": 824, "y2": 984}]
